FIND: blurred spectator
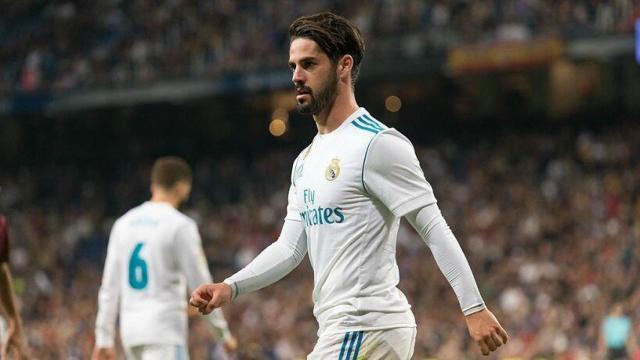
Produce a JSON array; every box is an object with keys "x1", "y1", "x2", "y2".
[
  {"x1": 1, "y1": 120, "x2": 639, "y2": 358},
  {"x1": 599, "y1": 303, "x2": 637, "y2": 359},
  {"x1": 0, "y1": 0, "x2": 638, "y2": 95}
]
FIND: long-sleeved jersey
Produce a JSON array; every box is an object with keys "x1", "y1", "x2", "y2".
[
  {"x1": 95, "y1": 201, "x2": 230, "y2": 348},
  {"x1": 225, "y1": 107, "x2": 485, "y2": 337}
]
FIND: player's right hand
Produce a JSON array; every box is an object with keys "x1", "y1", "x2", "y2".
[
  {"x1": 189, "y1": 282, "x2": 232, "y2": 315},
  {"x1": 465, "y1": 308, "x2": 508, "y2": 356}
]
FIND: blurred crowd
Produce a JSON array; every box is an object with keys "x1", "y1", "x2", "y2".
[
  {"x1": 1, "y1": 120, "x2": 639, "y2": 359},
  {"x1": 1, "y1": 0, "x2": 638, "y2": 95}
]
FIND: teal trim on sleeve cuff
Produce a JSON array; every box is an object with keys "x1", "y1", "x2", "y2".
[
  {"x1": 462, "y1": 303, "x2": 486, "y2": 316},
  {"x1": 223, "y1": 280, "x2": 238, "y2": 301}
]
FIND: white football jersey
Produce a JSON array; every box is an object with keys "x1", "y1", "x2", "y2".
[
  {"x1": 287, "y1": 107, "x2": 437, "y2": 336},
  {"x1": 95, "y1": 201, "x2": 230, "y2": 348}
]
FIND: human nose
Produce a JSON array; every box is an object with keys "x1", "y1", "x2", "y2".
[{"x1": 292, "y1": 66, "x2": 304, "y2": 85}]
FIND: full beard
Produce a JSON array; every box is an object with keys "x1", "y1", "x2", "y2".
[{"x1": 296, "y1": 71, "x2": 339, "y2": 115}]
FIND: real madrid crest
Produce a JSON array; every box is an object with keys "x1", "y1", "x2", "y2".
[{"x1": 325, "y1": 158, "x2": 340, "y2": 181}]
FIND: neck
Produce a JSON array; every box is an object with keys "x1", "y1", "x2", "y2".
[
  {"x1": 151, "y1": 192, "x2": 181, "y2": 209},
  {"x1": 313, "y1": 87, "x2": 358, "y2": 134}
]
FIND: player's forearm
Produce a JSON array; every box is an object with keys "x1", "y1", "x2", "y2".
[
  {"x1": 94, "y1": 266, "x2": 120, "y2": 347},
  {"x1": 224, "y1": 220, "x2": 306, "y2": 299},
  {"x1": 95, "y1": 287, "x2": 119, "y2": 347},
  {"x1": 174, "y1": 223, "x2": 215, "y2": 292},
  {"x1": 406, "y1": 204, "x2": 485, "y2": 315},
  {"x1": 95, "y1": 230, "x2": 122, "y2": 348}
]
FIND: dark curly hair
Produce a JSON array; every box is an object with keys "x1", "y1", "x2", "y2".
[{"x1": 289, "y1": 12, "x2": 366, "y2": 86}]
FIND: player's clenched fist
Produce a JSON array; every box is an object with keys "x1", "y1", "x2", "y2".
[
  {"x1": 189, "y1": 283, "x2": 232, "y2": 315},
  {"x1": 465, "y1": 309, "x2": 508, "y2": 356}
]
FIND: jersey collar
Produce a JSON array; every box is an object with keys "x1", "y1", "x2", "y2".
[{"x1": 317, "y1": 107, "x2": 368, "y2": 140}]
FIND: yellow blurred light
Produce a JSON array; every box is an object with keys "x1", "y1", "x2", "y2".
[
  {"x1": 385, "y1": 95, "x2": 402, "y2": 112},
  {"x1": 269, "y1": 119, "x2": 287, "y2": 136}
]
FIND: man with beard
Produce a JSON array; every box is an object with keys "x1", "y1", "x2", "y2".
[{"x1": 190, "y1": 12, "x2": 508, "y2": 359}]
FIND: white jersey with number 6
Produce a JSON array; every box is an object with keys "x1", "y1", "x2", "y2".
[{"x1": 95, "y1": 201, "x2": 230, "y2": 348}]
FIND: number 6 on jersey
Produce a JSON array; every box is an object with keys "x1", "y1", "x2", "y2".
[{"x1": 128, "y1": 242, "x2": 148, "y2": 289}]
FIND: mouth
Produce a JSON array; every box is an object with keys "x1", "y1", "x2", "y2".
[
  {"x1": 296, "y1": 89, "x2": 311, "y2": 103},
  {"x1": 296, "y1": 87, "x2": 311, "y2": 96}
]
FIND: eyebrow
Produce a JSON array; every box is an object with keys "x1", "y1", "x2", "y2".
[{"x1": 288, "y1": 56, "x2": 318, "y2": 67}]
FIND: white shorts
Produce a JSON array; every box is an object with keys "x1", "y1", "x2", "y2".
[
  {"x1": 124, "y1": 344, "x2": 189, "y2": 360},
  {"x1": 308, "y1": 327, "x2": 416, "y2": 360}
]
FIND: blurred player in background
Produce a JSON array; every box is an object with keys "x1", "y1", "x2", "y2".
[
  {"x1": 191, "y1": 12, "x2": 507, "y2": 359},
  {"x1": 0, "y1": 214, "x2": 29, "y2": 359},
  {"x1": 93, "y1": 157, "x2": 236, "y2": 360},
  {"x1": 599, "y1": 302, "x2": 637, "y2": 360}
]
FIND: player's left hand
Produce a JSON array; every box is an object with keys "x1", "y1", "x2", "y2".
[{"x1": 465, "y1": 308, "x2": 508, "y2": 356}]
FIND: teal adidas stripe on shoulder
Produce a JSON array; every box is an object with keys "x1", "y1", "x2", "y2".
[
  {"x1": 361, "y1": 114, "x2": 387, "y2": 130},
  {"x1": 351, "y1": 117, "x2": 380, "y2": 134},
  {"x1": 357, "y1": 116, "x2": 383, "y2": 131}
]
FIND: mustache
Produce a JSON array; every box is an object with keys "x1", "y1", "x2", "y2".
[{"x1": 295, "y1": 85, "x2": 312, "y2": 94}]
